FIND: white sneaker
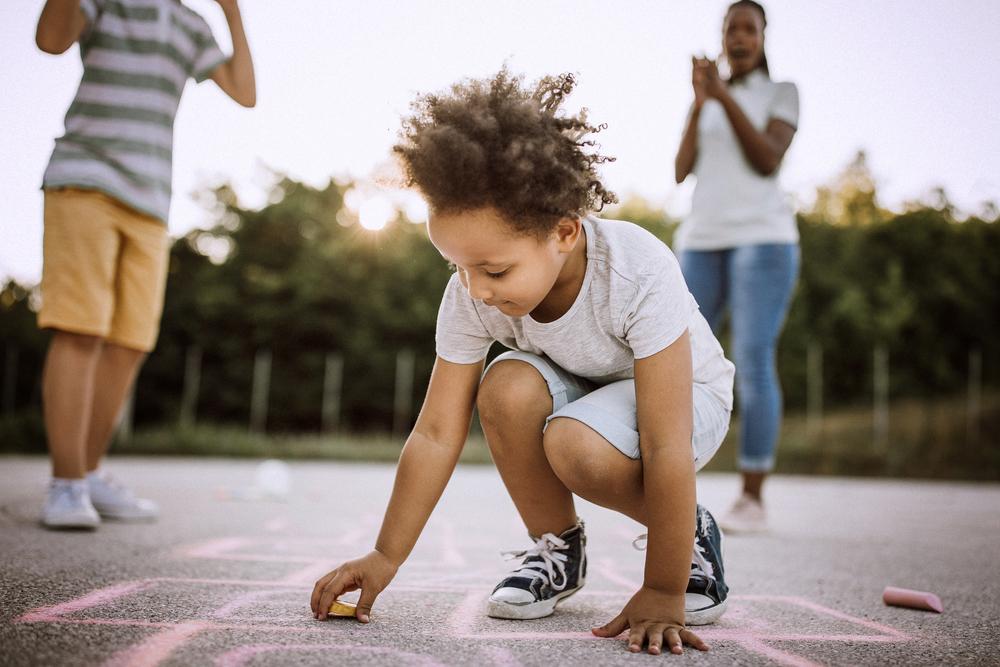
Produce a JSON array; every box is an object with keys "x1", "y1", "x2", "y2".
[
  {"x1": 718, "y1": 494, "x2": 767, "y2": 534},
  {"x1": 42, "y1": 480, "x2": 100, "y2": 530},
  {"x1": 87, "y1": 470, "x2": 159, "y2": 521}
]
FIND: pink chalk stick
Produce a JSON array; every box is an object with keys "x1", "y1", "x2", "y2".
[{"x1": 882, "y1": 586, "x2": 943, "y2": 613}]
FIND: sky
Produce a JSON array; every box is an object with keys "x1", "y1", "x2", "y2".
[{"x1": 2, "y1": 0, "x2": 999, "y2": 283}]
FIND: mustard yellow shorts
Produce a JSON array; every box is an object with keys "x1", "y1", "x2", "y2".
[{"x1": 39, "y1": 188, "x2": 169, "y2": 352}]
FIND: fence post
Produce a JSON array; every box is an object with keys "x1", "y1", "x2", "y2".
[
  {"x1": 806, "y1": 341, "x2": 823, "y2": 442},
  {"x1": 2, "y1": 343, "x2": 17, "y2": 415},
  {"x1": 179, "y1": 345, "x2": 202, "y2": 427},
  {"x1": 967, "y1": 348, "x2": 982, "y2": 446},
  {"x1": 250, "y1": 348, "x2": 272, "y2": 433},
  {"x1": 873, "y1": 344, "x2": 889, "y2": 449},
  {"x1": 393, "y1": 349, "x2": 415, "y2": 439},
  {"x1": 322, "y1": 352, "x2": 343, "y2": 434}
]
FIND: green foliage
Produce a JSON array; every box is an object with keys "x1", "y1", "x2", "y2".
[
  {"x1": 1, "y1": 175, "x2": 998, "y2": 461},
  {"x1": 778, "y1": 210, "x2": 1000, "y2": 407},
  {"x1": 605, "y1": 195, "x2": 678, "y2": 245},
  {"x1": 0, "y1": 281, "x2": 47, "y2": 415},
  {"x1": 136, "y1": 178, "x2": 451, "y2": 431}
]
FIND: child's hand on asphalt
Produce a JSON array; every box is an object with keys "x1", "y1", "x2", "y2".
[
  {"x1": 591, "y1": 586, "x2": 710, "y2": 655},
  {"x1": 310, "y1": 550, "x2": 399, "y2": 622}
]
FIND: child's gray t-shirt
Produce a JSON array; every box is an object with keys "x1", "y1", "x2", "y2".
[{"x1": 435, "y1": 216, "x2": 735, "y2": 410}]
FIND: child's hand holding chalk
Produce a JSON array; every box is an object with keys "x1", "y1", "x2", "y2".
[{"x1": 310, "y1": 550, "x2": 399, "y2": 622}]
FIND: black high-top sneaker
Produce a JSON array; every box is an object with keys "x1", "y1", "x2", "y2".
[
  {"x1": 632, "y1": 504, "x2": 729, "y2": 625},
  {"x1": 487, "y1": 520, "x2": 587, "y2": 620},
  {"x1": 685, "y1": 504, "x2": 729, "y2": 625}
]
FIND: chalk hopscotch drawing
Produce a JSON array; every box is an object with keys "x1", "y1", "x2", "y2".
[{"x1": 16, "y1": 521, "x2": 912, "y2": 667}]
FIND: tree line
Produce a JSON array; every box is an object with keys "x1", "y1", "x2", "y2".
[{"x1": 2, "y1": 159, "x2": 998, "y2": 437}]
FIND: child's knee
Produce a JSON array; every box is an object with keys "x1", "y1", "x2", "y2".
[
  {"x1": 51, "y1": 329, "x2": 104, "y2": 355},
  {"x1": 543, "y1": 417, "x2": 603, "y2": 491},
  {"x1": 477, "y1": 360, "x2": 551, "y2": 427}
]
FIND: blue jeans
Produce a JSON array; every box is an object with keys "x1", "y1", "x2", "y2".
[{"x1": 679, "y1": 244, "x2": 799, "y2": 472}]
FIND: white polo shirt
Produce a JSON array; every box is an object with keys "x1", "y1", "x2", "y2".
[{"x1": 674, "y1": 69, "x2": 800, "y2": 251}]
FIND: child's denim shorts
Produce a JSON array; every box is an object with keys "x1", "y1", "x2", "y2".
[{"x1": 484, "y1": 350, "x2": 731, "y2": 471}]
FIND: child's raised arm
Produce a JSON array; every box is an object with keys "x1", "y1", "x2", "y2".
[
  {"x1": 310, "y1": 356, "x2": 484, "y2": 622},
  {"x1": 209, "y1": 0, "x2": 256, "y2": 107},
  {"x1": 35, "y1": 0, "x2": 86, "y2": 54}
]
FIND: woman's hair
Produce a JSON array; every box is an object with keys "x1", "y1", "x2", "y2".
[
  {"x1": 725, "y1": 0, "x2": 770, "y2": 75},
  {"x1": 393, "y1": 68, "x2": 617, "y2": 237}
]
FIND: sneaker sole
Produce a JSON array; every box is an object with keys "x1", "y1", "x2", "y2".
[
  {"x1": 685, "y1": 597, "x2": 728, "y2": 625},
  {"x1": 95, "y1": 510, "x2": 158, "y2": 522},
  {"x1": 42, "y1": 517, "x2": 99, "y2": 530},
  {"x1": 487, "y1": 582, "x2": 584, "y2": 620}
]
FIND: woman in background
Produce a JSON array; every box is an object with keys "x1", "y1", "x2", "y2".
[{"x1": 673, "y1": 0, "x2": 799, "y2": 533}]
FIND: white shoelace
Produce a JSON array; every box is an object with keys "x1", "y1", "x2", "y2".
[
  {"x1": 501, "y1": 533, "x2": 570, "y2": 591},
  {"x1": 690, "y1": 542, "x2": 715, "y2": 580}
]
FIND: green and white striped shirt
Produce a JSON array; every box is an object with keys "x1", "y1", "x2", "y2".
[{"x1": 42, "y1": 0, "x2": 228, "y2": 223}]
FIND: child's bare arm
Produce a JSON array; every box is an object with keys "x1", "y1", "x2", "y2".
[
  {"x1": 636, "y1": 332, "x2": 697, "y2": 597},
  {"x1": 311, "y1": 356, "x2": 483, "y2": 621},
  {"x1": 209, "y1": 0, "x2": 256, "y2": 107},
  {"x1": 593, "y1": 331, "x2": 708, "y2": 655},
  {"x1": 36, "y1": 0, "x2": 86, "y2": 54}
]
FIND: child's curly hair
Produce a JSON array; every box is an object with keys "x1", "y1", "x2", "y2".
[{"x1": 393, "y1": 68, "x2": 618, "y2": 237}]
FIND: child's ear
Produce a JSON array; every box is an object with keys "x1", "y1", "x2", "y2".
[{"x1": 554, "y1": 217, "x2": 582, "y2": 251}]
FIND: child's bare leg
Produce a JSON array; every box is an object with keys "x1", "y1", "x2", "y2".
[
  {"x1": 478, "y1": 361, "x2": 577, "y2": 536},
  {"x1": 85, "y1": 343, "x2": 147, "y2": 471},
  {"x1": 543, "y1": 416, "x2": 649, "y2": 525},
  {"x1": 43, "y1": 331, "x2": 103, "y2": 479}
]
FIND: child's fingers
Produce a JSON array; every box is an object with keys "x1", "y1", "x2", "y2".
[
  {"x1": 591, "y1": 613, "x2": 627, "y2": 638},
  {"x1": 627, "y1": 625, "x2": 646, "y2": 653},
  {"x1": 681, "y1": 628, "x2": 710, "y2": 651},
  {"x1": 646, "y1": 625, "x2": 667, "y2": 655},
  {"x1": 666, "y1": 627, "x2": 684, "y2": 654},
  {"x1": 316, "y1": 571, "x2": 348, "y2": 620},
  {"x1": 355, "y1": 586, "x2": 380, "y2": 623},
  {"x1": 310, "y1": 570, "x2": 337, "y2": 616}
]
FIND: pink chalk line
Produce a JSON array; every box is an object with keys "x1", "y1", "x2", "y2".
[
  {"x1": 14, "y1": 553, "x2": 914, "y2": 667},
  {"x1": 742, "y1": 595, "x2": 909, "y2": 638},
  {"x1": 446, "y1": 591, "x2": 484, "y2": 636},
  {"x1": 102, "y1": 621, "x2": 209, "y2": 667},
  {"x1": 214, "y1": 644, "x2": 444, "y2": 667},
  {"x1": 175, "y1": 536, "x2": 252, "y2": 559},
  {"x1": 17, "y1": 581, "x2": 156, "y2": 622},
  {"x1": 210, "y1": 589, "x2": 296, "y2": 619},
  {"x1": 734, "y1": 638, "x2": 825, "y2": 667}
]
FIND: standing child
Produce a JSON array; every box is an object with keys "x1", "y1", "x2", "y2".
[
  {"x1": 311, "y1": 70, "x2": 735, "y2": 656},
  {"x1": 35, "y1": 0, "x2": 255, "y2": 529}
]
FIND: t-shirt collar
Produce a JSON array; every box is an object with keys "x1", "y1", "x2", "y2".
[{"x1": 729, "y1": 67, "x2": 769, "y2": 88}]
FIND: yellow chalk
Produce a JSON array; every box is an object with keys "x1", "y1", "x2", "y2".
[{"x1": 328, "y1": 600, "x2": 357, "y2": 617}]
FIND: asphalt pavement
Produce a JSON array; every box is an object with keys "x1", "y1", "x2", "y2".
[{"x1": 1, "y1": 456, "x2": 998, "y2": 666}]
